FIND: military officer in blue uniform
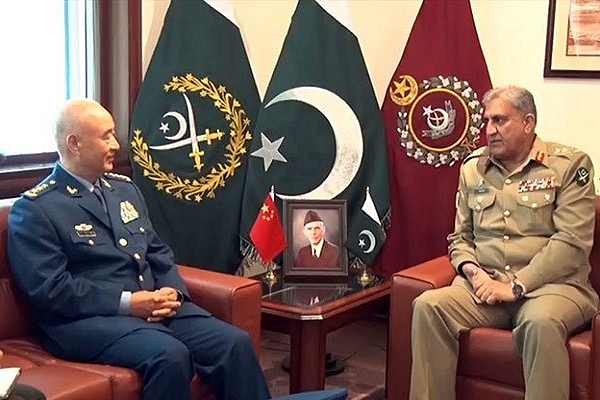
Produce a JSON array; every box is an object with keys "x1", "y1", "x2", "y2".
[
  {"x1": 409, "y1": 86, "x2": 598, "y2": 400},
  {"x1": 6, "y1": 99, "x2": 271, "y2": 400}
]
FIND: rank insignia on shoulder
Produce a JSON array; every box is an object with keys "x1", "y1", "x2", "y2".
[
  {"x1": 551, "y1": 144, "x2": 580, "y2": 156},
  {"x1": 23, "y1": 180, "x2": 57, "y2": 199},
  {"x1": 575, "y1": 167, "x2": 590, "y2": 186},
  {"x1": 105, "y1": 172, "x2": 132, "y2": 182}
]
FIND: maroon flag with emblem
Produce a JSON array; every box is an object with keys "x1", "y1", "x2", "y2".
[{"x1": 374, "y1": 0, "x2": 493, "y2": 278}]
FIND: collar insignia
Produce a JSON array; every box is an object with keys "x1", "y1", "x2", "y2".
[{"x1": 534, "y1": 151, "x2": 546, "y2": 163}]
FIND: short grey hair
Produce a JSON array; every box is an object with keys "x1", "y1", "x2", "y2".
[
  {"x1": 482, "y1": 85, "x2": 537, "y2": 120},
  {"x1": 54, "y1": 99, "x2": 101, "y2": 157}
]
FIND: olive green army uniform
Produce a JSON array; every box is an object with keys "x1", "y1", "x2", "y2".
[{"x1": 410, "y1": 136, "x2": 598, "y2": 400}]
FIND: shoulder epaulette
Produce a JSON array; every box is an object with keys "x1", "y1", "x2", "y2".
[
  {"x1": 104, "y1": 172, "x2": 132, "y2": 182},
  {"x1": 547, "y1": 142, "x2": 581, "y2": 158},
  {"x1": 463, "y1": 146, "x2": 488, "y2": 163},
  {"x1": 22, "y1": 179, "x2": 57, "y2": 199}
]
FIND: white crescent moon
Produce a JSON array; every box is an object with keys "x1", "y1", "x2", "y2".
[
  {"x1": 426, "y1": 108, "x2": 449, "y2": 131},
  {"x1": 162, "y1": 111, "x2": 188, "y2": 140},
  {"x1": 265, "y1": 86, "x2": 363, "y2": 200},
  {"x1": 359, "y1": 230, "x2": 376, "y2": 253}
]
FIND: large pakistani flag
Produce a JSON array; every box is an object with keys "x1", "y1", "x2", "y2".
[
  {"x1": 374, "y1": 0, "x2": 493, "y2": 278},
  {"x1": 129, "y1": 0, "x2": 260, "y2": 273},
  {"x1": 239, "y1": 0, "x2": 390, "y2": 272}
]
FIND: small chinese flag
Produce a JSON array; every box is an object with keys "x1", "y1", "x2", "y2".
[{"x1": 249, "y1": 193, "x2": 287, "y2": 263}]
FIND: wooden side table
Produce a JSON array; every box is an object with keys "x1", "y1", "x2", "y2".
[{"x1": 259, "y1": 273, "x2": 390, "y2": 394}]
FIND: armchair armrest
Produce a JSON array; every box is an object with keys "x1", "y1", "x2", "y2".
[
  {"x1": 589, "y1": 311, "x2": 600, "y2": 399},
  {"x1": 177, "y1": 265, "x2": 263, "y2": 355},
  {"x1": 386, "y1": 256, "x2": 456, "y2": 400}
]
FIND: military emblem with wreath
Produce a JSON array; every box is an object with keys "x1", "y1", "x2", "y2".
[
  {"x1": 389, "y1": 75, "x2": 484, "y2": 167},
  {"x1": 131, "y1": 74, "x2": 252, "y2": 202}
]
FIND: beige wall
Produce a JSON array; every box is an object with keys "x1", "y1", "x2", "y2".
[{"x1": 142, "y1": 0, "x2": 600, "y2": 192}]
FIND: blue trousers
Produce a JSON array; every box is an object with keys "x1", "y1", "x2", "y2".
[
  {"x1": 93, "y1": 315, "x2": 270, "y2": 400},
  {"x1": 7, "y1": 385, "x2": 46, "y2": 400}
]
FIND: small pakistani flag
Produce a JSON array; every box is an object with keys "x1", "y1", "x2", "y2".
[
  {"x1": 346, "y1": 187, "x2": 386, "y2": 266},
  {"x1": 129, "y1": 0, "x2": 260, "y2": 273}
]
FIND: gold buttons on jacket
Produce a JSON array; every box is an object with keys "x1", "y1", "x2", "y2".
[
  {"x1": 119, "y1": 238, "x2": 128, "y2": 246},
  {"x1": 521, "y1": 195, "x2": 529, "y2": 202},
  {"x1": 503, "y1": 235, "x2": 510, "y2": 240},
  {"x1": 503, "y1": 210, "x2": 511, "y2": 217},
  {"x1": 138, "y1": 275, "x2": 144, "y2": 282},
  {"x1": 504, "y1": 265, "x2": 511, "y2": 271},
  {"x1": 88, "y1": 239, "x2": 94, "y2": 245},
  {"x1": 505, "y1": 178, "x2": 512, "y2": 185},
  {"x1": 531, "y1": 203, "x2": 538, "y2": 209},
  {"x1": 134, "y1": 253, "x2": 141, "y2": 260},
  {"x1": 139, "y1": 227, "x2": 145, "y2": 233}
]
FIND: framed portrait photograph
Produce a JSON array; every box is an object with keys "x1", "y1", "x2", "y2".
[
  {"x1": 544, "y1": 0, "x2": 600, "y2": 78},
  {"x1": 282, "y1": 199, "x2": 348, "y2": 280}
]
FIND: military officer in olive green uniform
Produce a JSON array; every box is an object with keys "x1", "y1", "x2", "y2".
[{"x1": 409, "y1": 85, "x2": 598, "y2": 400}]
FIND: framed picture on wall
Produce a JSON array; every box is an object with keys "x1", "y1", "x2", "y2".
[
  {"x1": 282, "y1": 199, "x2": 348, "y2": 280},
  {"x1": 544, "y1": 0, "x2": 600, "y2": 78}
]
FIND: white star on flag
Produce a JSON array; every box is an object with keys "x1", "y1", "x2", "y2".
[{"x1": 251, "y1": 132, "x2": 288, "y2": 171}]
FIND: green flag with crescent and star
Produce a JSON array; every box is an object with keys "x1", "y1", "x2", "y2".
[
  {"x1": 239, "y1": 0, "x2": 390, "y2": 273},
  {"x1": 129, "y1": 0, "x2": 260, "y2": 273}
]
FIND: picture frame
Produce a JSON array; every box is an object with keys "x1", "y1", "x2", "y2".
[
  {"x1": 282, "y1": 199, "x2": 348, "y2": 280},
  {"x1": 544, "y1": 0, "x2": 600, "y2": 79}
]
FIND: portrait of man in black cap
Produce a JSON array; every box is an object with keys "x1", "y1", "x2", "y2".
[{"x1": 294, "y1": 209, "x2": 341, "y2": 269}]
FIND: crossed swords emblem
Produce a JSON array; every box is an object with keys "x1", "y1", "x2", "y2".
[
  {"x1": 576, "y1": 168, "x2": 590, "y2": 185},
  {"x1": 149, "y1": 93, "x2": 224, "y2": 172}
]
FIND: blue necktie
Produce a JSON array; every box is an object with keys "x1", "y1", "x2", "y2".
[{"x1": 93, "y1": 183, "x2": 107, "y2": 212}]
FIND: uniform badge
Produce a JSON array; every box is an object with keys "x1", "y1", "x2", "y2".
[
  {"x1": 575, "y1": 167, "x2": 590, "y2": 186},
  {"x1": 66, "y1": 186, "x2": 79, "y2": 195},
  {"x1": 534, "y1": 151, "x2": 546, "y2": 163},
  {"x1": 120, "y1": 201, "x2": 140, "y2": 223},
  {"x1": 74, "y1": 223, "x2": 96, "y2": 237}
]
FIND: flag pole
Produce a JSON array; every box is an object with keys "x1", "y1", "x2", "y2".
[
  {"x1": 359, "y1": 185, "x2": 376, "y2": 287},
  {"x1": 264, "y1": 184, "x2": 278, "y2": 283}
]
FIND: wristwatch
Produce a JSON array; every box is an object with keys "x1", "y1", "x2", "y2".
[{"x1": 511, "y1": 280, "x2": 525, "y2": 300}]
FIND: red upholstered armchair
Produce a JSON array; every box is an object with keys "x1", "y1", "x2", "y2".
[{"x1": 386, "y1": 196, "x2": 600, "y2": 400}]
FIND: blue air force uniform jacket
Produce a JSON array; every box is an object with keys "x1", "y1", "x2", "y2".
[{"x1": 7, "y1": 163, "x2": 210, "y2": 361}]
